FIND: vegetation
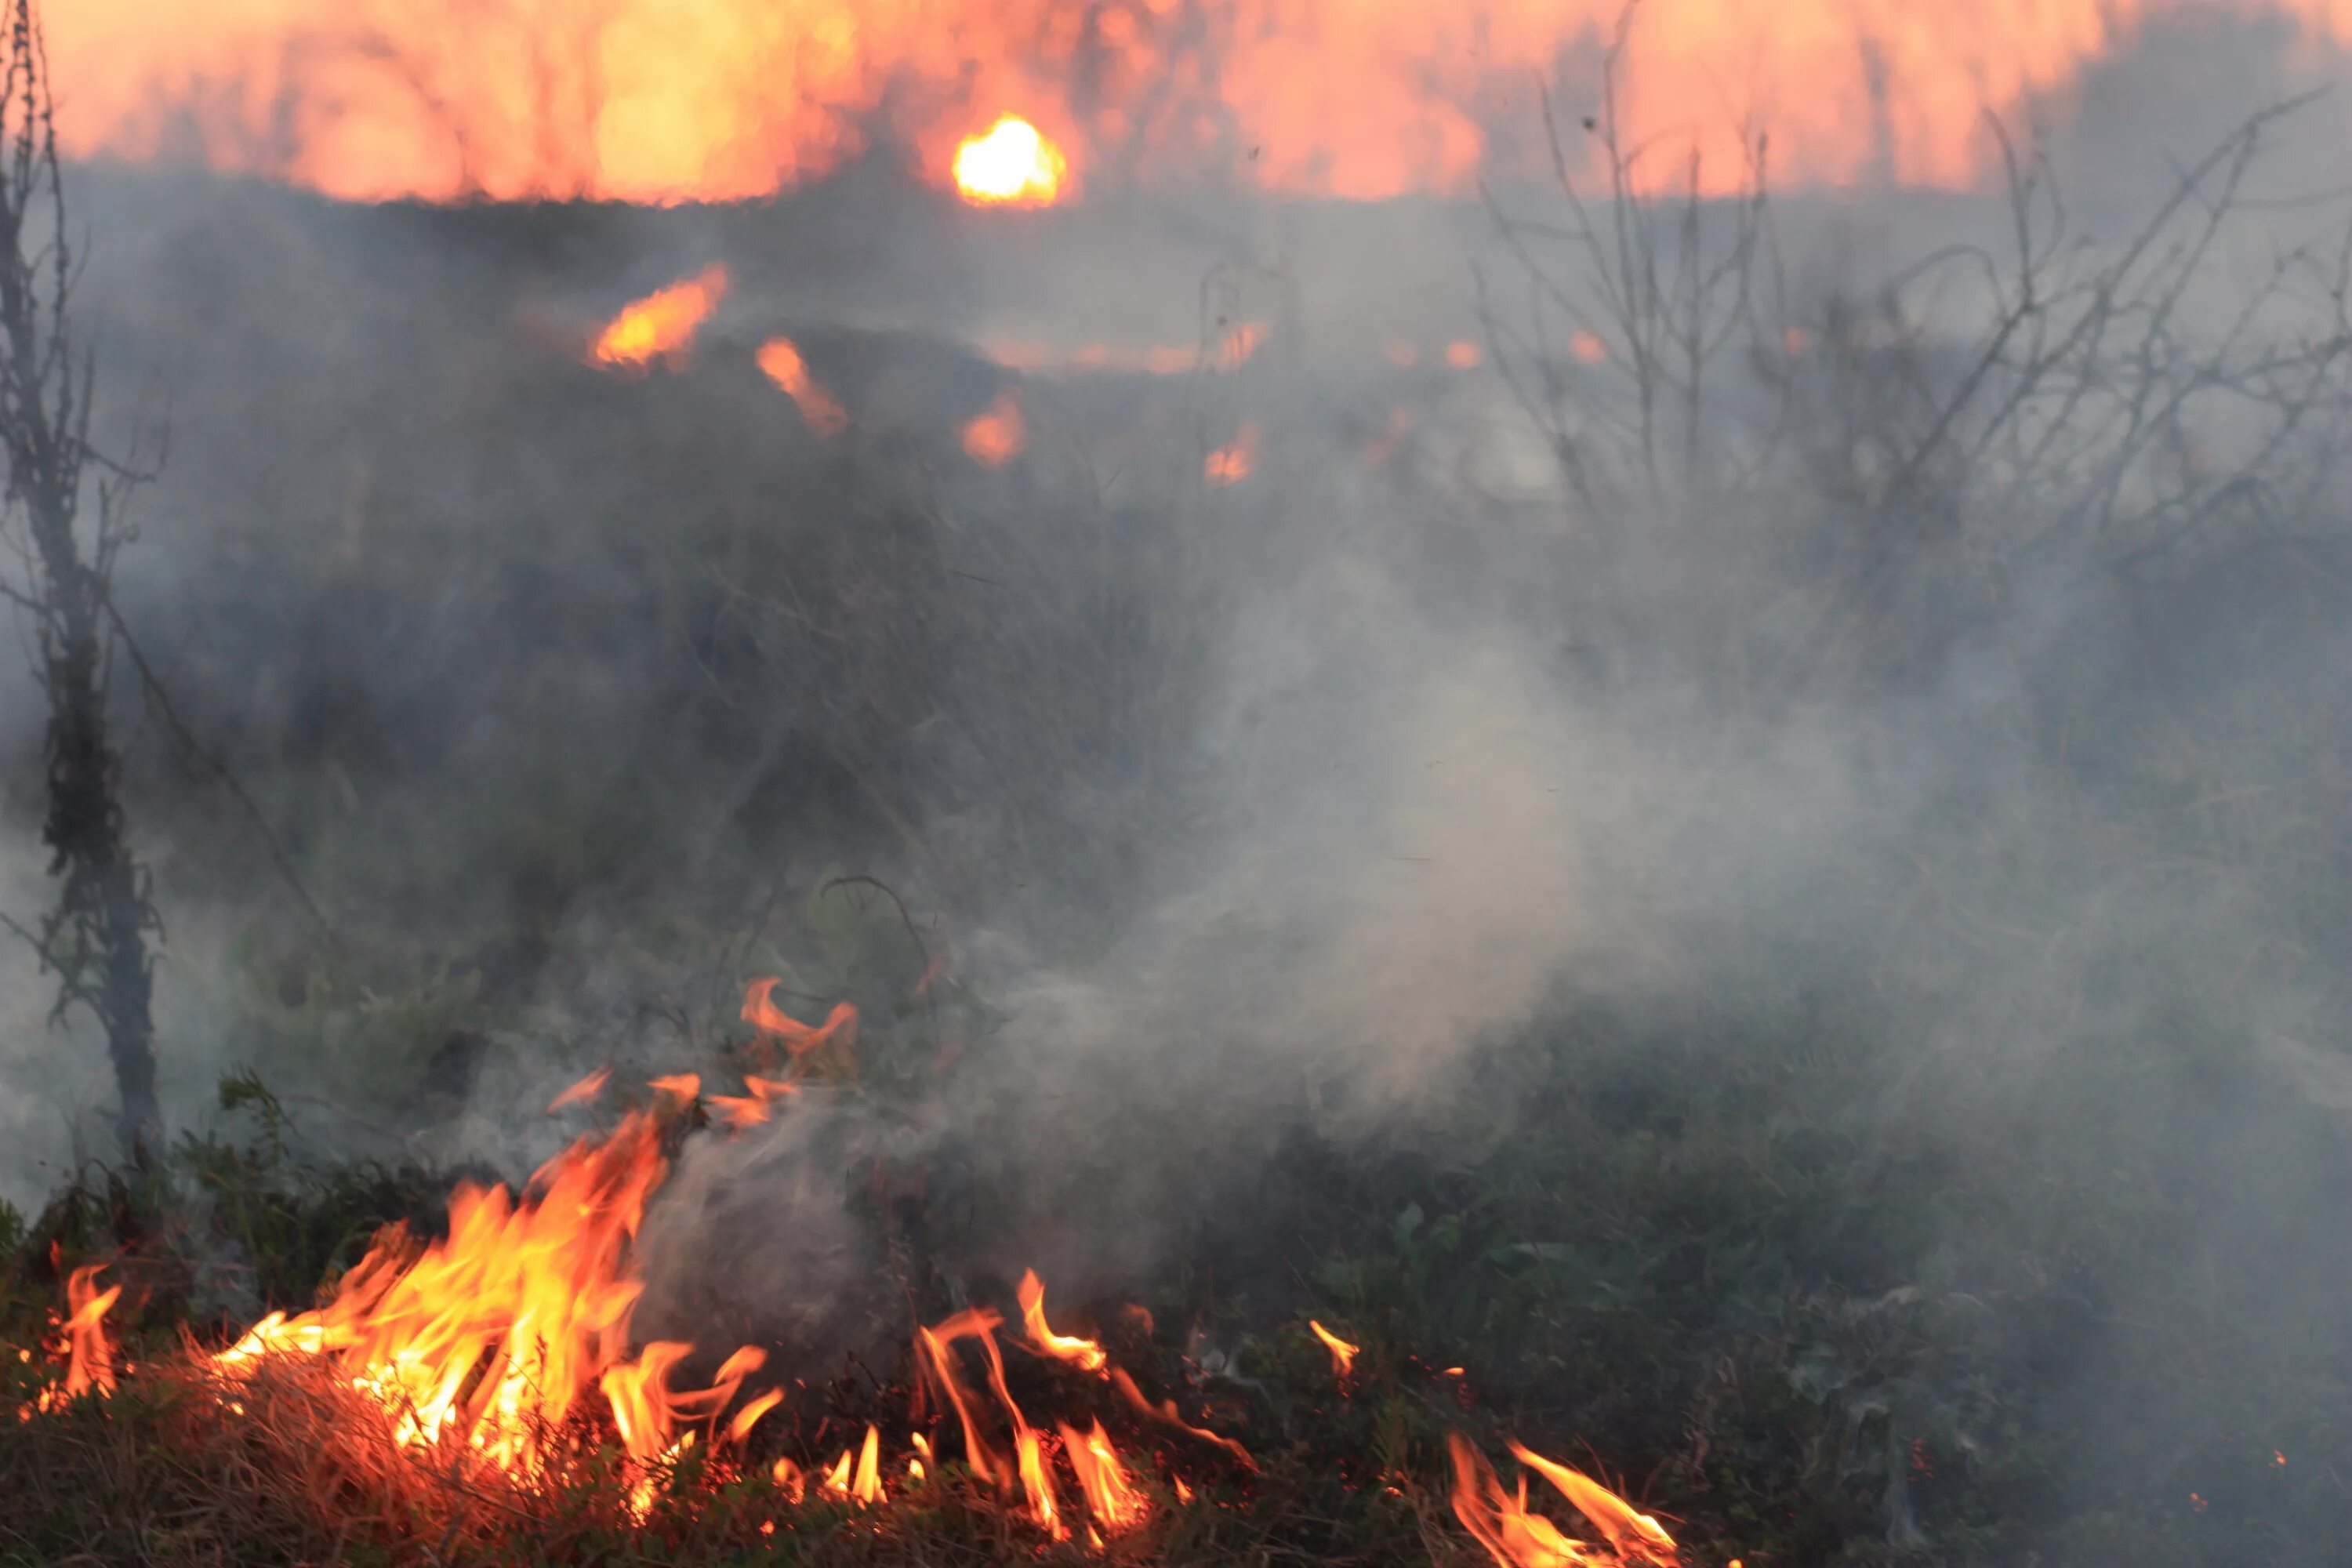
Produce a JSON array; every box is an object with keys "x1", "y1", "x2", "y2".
[{"x1": 3, "y1": 13, "x2": 2351, "y2": 1568}]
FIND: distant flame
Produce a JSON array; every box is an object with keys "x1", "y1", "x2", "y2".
[
  {"x1": 590, "y1": 265, "x2": 728, "y2": 370},
  {"x1": 962, "y1": 388, "x2": 1029, "y2": 466},
  {"x1": 953, "y1": 115, "x2": 1067, "y2": 206},
  {"x1": 757, "y1": 337, "x2": 850, "y2": 436},
  {"x1": 1205, "y1": 424, "x2": 1261, "y2": 486}
]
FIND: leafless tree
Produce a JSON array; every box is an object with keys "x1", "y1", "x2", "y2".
[{"x1": 0, "y1": 0, "x2": 165, "y2": 1160}]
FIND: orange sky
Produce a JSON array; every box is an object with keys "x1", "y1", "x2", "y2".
[{"x1": 45, "y1": 0, "x2": 2352, "y2": 202}]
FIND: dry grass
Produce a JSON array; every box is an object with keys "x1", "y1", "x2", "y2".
[{"x1": 0, "y1": 1355, "x2": 1438, "y2": 1568}]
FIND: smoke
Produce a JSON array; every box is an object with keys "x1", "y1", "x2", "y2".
[{"x1": 2, "y1": 11, "x2": 2350, "y2": 1551}]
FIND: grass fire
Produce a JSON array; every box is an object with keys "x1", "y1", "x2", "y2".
[{"x1": 6, "y1": 0, "x2": 2352, "y2": 1566}]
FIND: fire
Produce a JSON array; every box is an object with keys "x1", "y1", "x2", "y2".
[
  {"x1": 742, "y1": 979, "x2": 859, "y2": 1077},
  {"x1": 1062, "y1": 1418, "x2": 1149, "y2": 1531},
  {"x1": 56, "y1": 1, "x2": 2352, "y2": 203},
  {"x1": 1308, "y1": 1319, "x2": 1358, "y2": 1381},
  {"x1": 19, "y1": 1265, "x2": 121, "y2": 1417},
  {"x1": 1205, "y1": 424, "x2": 1261, "y2": 487},
  {"x1": 208, "y1": 1102, "x2": 760, "y2": 1493},
  {"x1": 590, "y1": 265, "x2": 728, "y2": 371},
  {"x1": 757, "y1": 337, "x2": 850, "y2": 437},
  {"x1": 985, "y1": 323, "x2": 1269, "y2": 379},
  {"x1": 1018, "y1": 1269, "x2": 1108, "y2": 1373},
  {"x1": 1449, "y1": 1432, "x2": 1681, "y2": 1568},
  {"x1": 818, "y1": 1424, "x2": 884, "y2": 1504},
  {"x1": 953, "y1": 115, "x2": 1068, "y2": 206},
  {"x1": 962, "y1": 388, "x2": 1028, "y2": 466},
  {"x1": 548, "y1": 1066, "x2": 612, "y2": 1112},
  {"x1": 2, "y1": 1071, "x2": 1715, "y2": 1566}
]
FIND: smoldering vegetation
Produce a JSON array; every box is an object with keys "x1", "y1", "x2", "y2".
[{"x1": 8, "y1": 59, "x2": 2352, "y2": 1566}]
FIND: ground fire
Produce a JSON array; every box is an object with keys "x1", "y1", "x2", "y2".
[{"x1": 9, "y1": 982, "x2": 1701, "y2": 1566}]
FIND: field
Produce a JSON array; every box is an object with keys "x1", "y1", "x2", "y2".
[{"x1": 5, "y1": 94, "x2": 2352, "y2": 1568}]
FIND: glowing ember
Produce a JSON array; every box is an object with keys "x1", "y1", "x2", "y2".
[
  {"x1": 1450, "y1": 1432, "x2": 1681, "y2": 1568},
  {"x1": 1308, "y1": 1319, "x2": 1358, "y2": 1381},
  {"x1": 1019, "y1": 1269, "x2": 1108, "y2": 1373},
  {"x1": 962, "y1": 388, "x2": 1028, "y2": 466},
  {"x1": 953, "y1": 115, "x2": 1067, "y2": 206},
  {"x1": 590, "y1": 265, "x2": 728, "y2": 370},
  {"x1": 1205, "y1": 424, "x2": 1261, "y2": 487},
  {"x1": 757, "y1": 337, "x2": 850, "y2": 436}
]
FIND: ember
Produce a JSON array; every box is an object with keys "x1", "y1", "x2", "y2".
[{"x1": 590, "y1": 265, "x2": 728, "y2": 370}]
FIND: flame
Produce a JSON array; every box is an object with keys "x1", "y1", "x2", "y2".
[
  {"x1": 953, "y1": 114, "x2": 1068, "y2": 206},
  {"x1": 209, "y1": 1105, "x2": 750, "y2": 1491},
  {"x1": 818, "y1": 1424, "x2": 884, "y2": 1504},
  {"x1": 56, "y1": 1, "x2": 2352, "y2": 204},
  {"x1": 1205, "y1": 424, "x2": 1261, "y2": 487},
  {"x1": 547, "y1": 1066, "x2": 612, "y2": 1112},
  {"x1": 962, "y1": 389, "x2": 1028, "y2": 466},
  {"x1": 1061, "y1": 1419, "x2": 1149, "y2": 1532},
  {"x1": 985, "y1": 323, "x2": 1268, "y2": 379},
  {"x1": 1109, "y1": 1365, "x2": 1256, "y2": 1468},
  {"x1": 647, "y1": 1072, "x2": 702, "y2": 1104},
  {"x1": 591, "y1": 266, "x2": 728, "y2": 371},
  {"x1": 741, "y1": 981, "x2": 860, "y2": 1077},
  {"x1": 757, "y1": 337, "x2": 850, "y2": 437},
  {"x1": 1018, "y1": 1269, "x2": 1108, "y2": 1374},
  {"x1": 706, "y1": 1073, "x2": 800, "y2": 1130},
  {"x1": 23, "y1": 1265, "x2": 122, "y2": 1417},
  {"x1": 1308, "y1": 1319, "x2": 1358, "y2": 1381},
  {"x1": 1449, "y1": 1433, "x2": 1682, "y2": 1568}
]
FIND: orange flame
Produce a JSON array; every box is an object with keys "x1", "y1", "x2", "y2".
[
  {"x1": 1061, "y1": 1418, "x2": 1148, "y2": 1532},
  {"x1": 547, "y1": 1066, "x2": 612, "y2": 1112},
  {"x1": 1308, "y1": 1319, "x2": 1358, "y2": 1381},
  {"x1": 1109, "y1": 1365, "x2": 1256, "y2": 1469},
  {"x1": 591, "y1": 266, "x2": 728, "y2": 370},
  {"x1": 913, "y1": 1305, "x2": 1087, "y2": 1537},
  {"x1": 741, "y1": 981, "x2": 860, "y2": 1080},
  {"x1": 706, "y1": 1074, "x2": 800, "y2": 1130},
  {"x1": 1018, "y1": 1269, "x2": 1108, "y2": 1374},
  {"x1": 59, "y1": 1, "x2": 2348, "y2": 204},
  {"x1": 818, "y1": 1424, "x2": 884, "y2": 1504},
  {"x1": 757, "y1": 337, "x2": 851, "y2": 436},
  {"x1": 209, "y1": 1106, "x2": 748, "y2": 1491},
  {"x1": 1449, "y1": 1432, "x2": 1682, "y2": 1568},
  {"x1": 24, "y1": 1265, "x2": 122, "y2": 1416},
  {"x1": 1205, "y1": 424, "x2": 1261, "y2": 486},
  {"x1": 961, "y1": 389, "x2": 1028, "y2": 466},
  {"x1": 953, "y1": 115, "x2": 1068, "y2": 206}
]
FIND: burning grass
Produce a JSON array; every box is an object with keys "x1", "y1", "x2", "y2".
[{"x1": 1, "y1": 993, "x2": 1702, "y2": 1568}]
